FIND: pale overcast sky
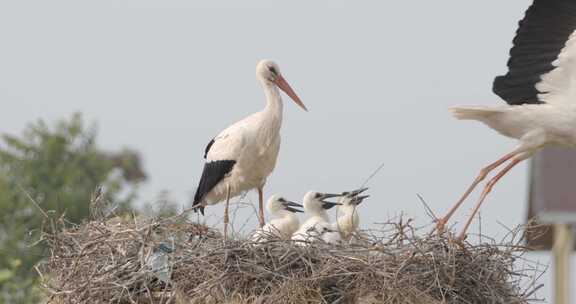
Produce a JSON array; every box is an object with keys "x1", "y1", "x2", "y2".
[{"x1": 1, "y1": 1, "x2": 573, "y2": 302}]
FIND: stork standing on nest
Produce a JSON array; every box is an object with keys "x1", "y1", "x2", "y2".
[
  {"x1": 436, "y1": 0, "x2": 576, "y2": 241},
  {"x1": 192, "y1": 60, "x2": 308, "y2": 240}
]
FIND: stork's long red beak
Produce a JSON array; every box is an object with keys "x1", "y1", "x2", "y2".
[{"x1": 274, "y1": 75, "x2": 308, "y2": 112}]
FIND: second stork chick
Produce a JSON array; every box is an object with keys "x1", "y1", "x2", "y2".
[
  {"x1": 252, "y1": 194, "x2": 303, "y2": 242},
  {"x1": 292, "y1": 191, "x2": 342, "y2": 244}
]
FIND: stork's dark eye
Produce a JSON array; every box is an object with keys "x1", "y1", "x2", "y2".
[
  {"x1": 315, "y1": 193, "x2": 322, "y2": 199},
  {"x1": 268, "y1": 66, "x2": 277, "y2": 75},
  {"x1": 278, "y1": 197, "x2": 286, "y2": 203}
]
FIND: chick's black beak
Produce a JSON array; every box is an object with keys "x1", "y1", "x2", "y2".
[
  {"x1": 282, "y1": 200, "x2": 303, "y2": 208},
  {"x1": 321, "y1": 201, "x2": 341, "y2": 210},
  {"x1": 352, "y1": 195, "x2": 370, "y2": 205},
  {"x1": 348, "y1": 187, "x2": 369, "y2": 197},
  {"x1": 282, "y1": 200, "x2": 304, "y2": 213},
  {"x1": 285, "y1": 206, "x2": 304, "y2": 213},
  {"x1": 316, "y1": 193, "x2": 341, "y2": 210},
  {"x1": 320, "y1": 193, "x2": 342, "y2": 200}
]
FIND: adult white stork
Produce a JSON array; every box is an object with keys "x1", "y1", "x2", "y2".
[
  {"x1": 192, "y1": 60, "x2": 307, "y2": 238},
  {"x1": 436, "y1": 0, "x2": 576, "y2": 241},
  {"x1": 251, "y1": 194, "x2": 303, "y2": 242}
]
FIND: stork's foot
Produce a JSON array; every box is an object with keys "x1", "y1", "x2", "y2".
[
  {"x1": 452, "y1": 234, "x2": 468, "y2": 252},
  {"x1": 433, "y1": 218, "x2": 448, "y2": 236},
  {"x1": 223, "y1": 213, "x2": 230, "y2": 244},
  {"x1": 456, "y1": 231, "x2": 467, "y2": 244}
]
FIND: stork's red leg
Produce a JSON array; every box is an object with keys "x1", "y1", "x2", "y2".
[
  {"x1": 257, "y1": 187, "x2": 265, "y2": 228},
  {"x1": 457, "y1": 158, "x2": 522, "y2": 241},
  {"x1": 435, "y1": 152, "x2": 516, "y2": 233},
  {"x1": 223, "y1": 184, "x2": 231, "y2": 242}
]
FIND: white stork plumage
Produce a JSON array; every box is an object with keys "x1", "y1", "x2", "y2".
[
  {"x1": 192, "y1": 60, "x2": 307, "y2": 239},
  {"x1": 251, "y1": 194, "x2": 303, "y2": 243},
  {"x1": 335, "y1": 188, "x2": 369, "y2": 241},
  {"x1": 291, "y1": 191, "x2": 342, "y2": 244},
  {"x1": 436, "y1": 0, "x2": 576, "y2": 241}
]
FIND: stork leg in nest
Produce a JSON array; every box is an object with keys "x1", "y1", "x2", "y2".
[
  {"x1": 224, "y1": 184, "x2": 231, "y2": 242},
  {"x1": 457, "y1": 158, "x2": 522, "y2": 241},
  {"x1": 434, "y1": 151, "x2": 516, "y2": 234},
  {"x1": 257, "y1": 186, "x2": 265, "y2": 227}
]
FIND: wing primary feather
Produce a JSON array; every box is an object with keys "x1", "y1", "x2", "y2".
[
  {"x1": 192, "y1": 160, "x2": 236, "y2": 214},
  {"x1": 493, "y1": 0, "x2": 576, "y2": 105}
]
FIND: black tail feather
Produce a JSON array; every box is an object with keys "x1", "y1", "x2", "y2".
[{"x1": 192, "y1": 205, "x2": 205, "y2": 215}]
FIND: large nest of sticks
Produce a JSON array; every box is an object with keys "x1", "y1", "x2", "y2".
[{"x1": 38, "y1": 215, "x2": 544, "y2": 304}]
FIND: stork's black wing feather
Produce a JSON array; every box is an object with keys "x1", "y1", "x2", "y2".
[
  {"x1": 493, "y1": 0, "x2": 576, "y2": 105},
  {"x1": 192, "y1": 160, "x2": 236, "y2": 214},
  {"x1": 204, "y1": 138, "x2": 215, "y2": 159}
]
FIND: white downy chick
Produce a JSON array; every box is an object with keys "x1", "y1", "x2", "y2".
[
  {"x1": 335, "y1": 188, "x2": 369, "y2": 241},
  {"x1": 292, "y1": 191, "x2": 342, "y2": 244},
  {"x1": 252, "y1": 194, "x2": 303, "y2": 242}
]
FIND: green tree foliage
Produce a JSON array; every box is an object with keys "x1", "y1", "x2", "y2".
[{"x1": 0, "y1": 113, "x2": 146, "y2": 303}]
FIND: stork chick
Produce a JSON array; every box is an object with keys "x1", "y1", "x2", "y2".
[
  {"x1": 336, "y1": 188, "x2": 370, "y2": 241},
  {"x1": 292, "y1": 191, "x2": 342, "y2": 244},
  {"x1": 252, "y1": 194, "x2": 303, "y2": 242}
]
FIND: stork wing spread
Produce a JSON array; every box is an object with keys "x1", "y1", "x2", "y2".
[{"x1": 493, "y1": 0, "x2": 576, "y2": 105}]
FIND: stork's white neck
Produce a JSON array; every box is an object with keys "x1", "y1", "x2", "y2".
[
  {"x1": 337, "y1": 205, "x2": 359, "y2": 226},
  {"x1": 338, "y1": 204, "x2": 356, "y2": 216},
  {"x1": 255, "y1": 81, "x2": 283, "y2": 142},
  {"x1": 275, "y1": 211, "x2": 298, "y2": 223},
  {"x1": 308, "y1": 210, "x2": 329, "y2": 222},
  {"x1": 262, "y1": 82, "x2": 283, "y2": 114},
  {"x1": 273, "y1": 209, "x2": 291, "y2": 218}
]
